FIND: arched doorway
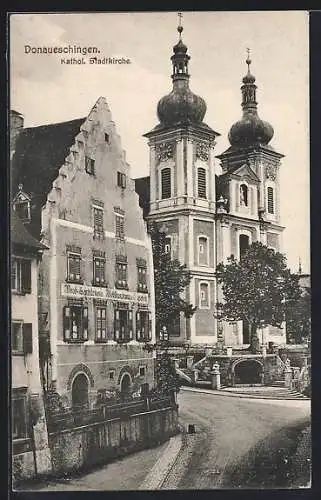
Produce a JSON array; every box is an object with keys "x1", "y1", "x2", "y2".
[
  {"x1": 72, "y1": 373, "x2": 89, "y2": 409},
  {"x1": 120, "y1": 373, "x2": 132, "y2": 401},
  {"x1": 234, "y1": 359, "x2": 263, "y2": 385}
]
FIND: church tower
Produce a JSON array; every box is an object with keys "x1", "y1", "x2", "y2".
[
  {"x1": 216, "y1": 51, "x2": 286, "y2": 347},
  {"x1": 144, "y1": 19, "x2": 220, "y2": 344}
]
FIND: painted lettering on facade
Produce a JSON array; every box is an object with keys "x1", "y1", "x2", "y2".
[{"x1": 61, "y1": 282, "x2": 149, "y2": 304}]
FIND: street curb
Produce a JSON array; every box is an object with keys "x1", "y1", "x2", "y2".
[
  {"x1": 138, "y1": 432, "x2": 183, "y2": 490},
  {"x1": 181, "y1": 386, "x2": 311, "y2": 401}
]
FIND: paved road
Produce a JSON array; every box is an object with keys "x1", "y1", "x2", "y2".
[{"x1": 161, "y1": 389, "x2": 311, "y2": 489}]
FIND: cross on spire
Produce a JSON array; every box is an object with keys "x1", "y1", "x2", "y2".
[
  {"x1": 177, "y1": 12, "x2": 183, "y2": 39},
  {"x1": 246, "y1": 47, "x2": 251, "y2": 71}
]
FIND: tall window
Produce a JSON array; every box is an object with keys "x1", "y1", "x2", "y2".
[
  {"x1": 197, "y1": 167, "x2": 207, "y2": 199},
  {"x1": 136, "y1": 311, "x2": 152, "y2": 341},
  {"x1": 116, "y1": 256, "x2": 128, "y2": 289},
  {"x1": 161, "y1": 168, "x2": 171, "y2": 199},
  {"x1": 95, "y1": 306, "x2": 107, "y2": 342},
  {"x1": 239, "y1": 234, "x2": 250, "y2": 259},
  {"x1": 11, "y1": 258, "x2": 31, "y2": 294},
  {"x1": 200, "y1": 282, "x2": 210, "y2": 308},
  {"x1": 93, "y1": 255, "x2": 106, "y2": 285},
  {"x1": 240, "y1": 184, "x2": 248, "y2": 207},
  {"x1": 198, "y1": 236, "x2": 209, "y2": 266},
  {"x1": 85, "y1": 156, "x2": 95, "y2": 175},
  {"x1": 12, "y1": 389, "x2": 28, "y2": 439},
  {"x1": 67, "y1": 251, "x2": 82, "y2": 282},
  {"x1": 63, "y1": 305, "x2": 88, "y2": 342},
  {"x1": 114, "y1": 307, "x2": 133, "y2": 343},
  {"x1": 115, "y1": 213, "x2": 125, "y2": 240},
  {"x1": 12, "y1": 321, "x2": 33, "y2": 354},
  {"x1": 267, "y1": 187, "x2": 274, "y2": 214},
  {"x1": 137, "y1": 259, "x2": 148, "y2": 292},
  {"x1": 93, "y1": 206, "x2": 104, "y2": 239},
  {"x1": 117, "y1": 171, "x2": 126, "y2": 188}
]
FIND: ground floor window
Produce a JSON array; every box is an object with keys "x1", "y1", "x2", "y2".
[
  {"x1": 12, "y1": 389, "x2": 28, "y2": 439},
  {"x1": 95, "y1": 306, "x2": 107, "y2": 341},
  {"x1": 136, "y1": 310, "x2": 152, "y2": 341},
  {"x1": 114, "y1": 307, "x2": 133, "y2": 342},
  {"x1": 63, "y1": 305, "x2": 88, "y2": 342},
  {"x1": 171, "y1": 314, "x2": 181, "y2": 337}
]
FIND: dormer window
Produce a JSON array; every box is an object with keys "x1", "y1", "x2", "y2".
[
  {"x1": 13, "y1": 184, "x2": 31, "y2": 223},
  {"x1": 240, "y1": 184, "x2": 248, "y2": 207}
]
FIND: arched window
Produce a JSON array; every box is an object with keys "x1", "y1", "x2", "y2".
[
  {"x1": 161, "y1": 168, "x2": 171, "y2": 199},
  {"x1": 267, "y1": 187, "x2": 274, "y2": 214},
  {"x1": 198, "y1": 236, "x2": 209, "y2": 266},
  {"x1": 239, "y1": 234, "x2": 250, "y2": 259},
  {"x1": 200, "y1": 282, "x2": 210, "y2": 308},
  {"x1": 197, "y1": 167, "x2": 207, "y2": 199},
  {"x1": 240, "y1": 184, "x2": 248, "y2": 207}
]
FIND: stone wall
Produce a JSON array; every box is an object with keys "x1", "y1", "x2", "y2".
[{"x1": 49, "y1": 405, "x2": 178, "y2": 476}]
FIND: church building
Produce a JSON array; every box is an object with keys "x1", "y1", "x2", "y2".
[{"x1": 135, "y1": 23, "x2": 286, "y2": 348}]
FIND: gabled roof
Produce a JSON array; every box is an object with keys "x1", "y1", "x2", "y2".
[
  {"x1": 11, "y1": 211, "x2": 48, "y2": 251},
  {"x1": 218, "y1": 163, "x2": 260, "y2": 184},
  {"x1": 11, "y1": 117, "x2": 86, "y2": 204}
]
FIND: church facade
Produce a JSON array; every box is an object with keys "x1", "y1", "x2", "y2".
[{"x1": 135, "y1": 24, "x2": 286, "y2": 348}]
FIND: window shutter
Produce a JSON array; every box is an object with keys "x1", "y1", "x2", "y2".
[
  {"x1": 267, "y1": 187, "x2": 274, "y2": 214},
  {"x1": 161, "y1": 168, "x2": 171, "y2": 199},
  {"x1": 136, "y1": 311, "x2": 141, "y2": 340},
  {"x1": 23, "y1": 323, "x2": 33, "y2": 354},
  {"x1": 114, "y1": 310, "x2": 120, "y2": 340},
  {"x1": 21, "y1": 260, "x2": 31, "y2": 293},
  {"x1": 128, "y1": 311, "x2": 133, "y2": 340},
  {"x1": 63, "y1": 306, "x2": 71, "y2": 340},
  {"x1": 83, "y1": 307, "x2": 88, "y2": 340},
  {"x1": 148, "y1": 312, "x2": 152, "y2": 340},
  {"x1": 198, "y1": 168, "x2": 207, "y2": 198}
]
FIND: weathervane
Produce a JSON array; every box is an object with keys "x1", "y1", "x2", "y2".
[{"x1": 246, "y1": 47, "x2": 251, "y2": 71}]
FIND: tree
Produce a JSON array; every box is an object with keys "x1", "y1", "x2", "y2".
[
  {"x1": 286, "y1": 286, "x2": 311, "y2": 344},
  {"x1": 154, "y1": 352, "x2": 181, "y2": 396},
  {"x1": 216, "y1": 242, "x2": 301, "y2": 353},
  {"x1": 150, "y1": 226, "x2": 197, "y2": 338}
]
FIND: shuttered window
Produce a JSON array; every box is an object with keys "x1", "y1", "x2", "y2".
[
  {"x1": 198, "y1": 167, "x2": 207, "y2": 199},
  {"x1": 114, "y1": 308, "x2": 133, "y2": 342},
  {"x1": 12, "y1": 390, "x2": 28, "y2": 439},
  {"x1": 267, "y1": 187, "x2": 274, "y2": 214},
  {"x1": 116, "y1": 259, "x2": 128, "y2": 289},
  {"x1": 93, "y1": 207, "x2": 104, "y2": 239},
  {"x1": 63, "y1": 306, "x2": 88, "y2": 342},
  {"x1": 85, "y1": 156, "x2": 95, "y2": 175},
  {"x1": 11, "y1": 259, "x2": 31, "y2": 294},
  {"x1": 137, "y1": 264, "x2": 147, "y2": 292},
  {"x1": 23, "y1": 323, "x2": 33, "y2": 354},
  {"x1": 12, "y1": 321, "x2": 23, "y2": 352},
  {"x1": 95, "y1": 307, "x2": 107, "y2": 341},
  {"x1": 136, "y1": 310, "x2": 152, "y2": 341},
  {"x1": 115, "y1": 214, "x2": 125, "y2": 240},
  {"x1": 161, "y1": 168, "x2": 171, "y2": 199},
  {"x1": 67, "y1": 252, "x2": 82, "y2": 282},
  {"x1": 117, "y1": 171, "x2": 126, "y2": 188},
  {"x1": 93, "y1": 257, "x2": 106, "y2": 284}
]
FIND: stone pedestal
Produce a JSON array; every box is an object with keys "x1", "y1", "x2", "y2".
[
  {"x1": 211, "y1": 363, "x2": 221, "y2": 390},
  {"x1": 261, "y1": 345, "x2": 267, "y2": 358},
  {"x1": 194, "y1": 369, "x2": 199, "y2": 383},
  {"x1": 226, "y1": 347, "x2": 232, "y2": 357},
  {"x1": 173, "y1": 358, "x2": 180, "y2": 370}
]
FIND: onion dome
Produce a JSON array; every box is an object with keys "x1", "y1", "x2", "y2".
[
  {"x1": 228, "y1": 50, "x2": 274, "y2": 148},
  {"x1": 156, "y1": 20, "x2": 207, "y2": 127}
]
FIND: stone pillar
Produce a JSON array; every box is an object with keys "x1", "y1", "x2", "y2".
[
  {"x1": 226, "y1": 347, "x2": 232, "y2": 357},
  {"x1": 29, "y1": 393, "x2": 52, "y2": 476},
  {"x1": 211, "y1": 363, "x2": 221, "y2": 390},
  {"x1": 284, "y1": 368, "x2": 293, "y2": 389},
  {"x1": 261, "y1": 345, "x2": 267, "y2": 358},
  {"x1": 186, "y1": 356, "x2": 194, "y2": 369},
  {"x1": 194, "y1": 369, "x2": 199, "y2": 383}
]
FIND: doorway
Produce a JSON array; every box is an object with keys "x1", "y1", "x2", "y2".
[
  {"x1": 72, "y1": 373, "x2": 89, "y2": 409},
  {"x1": 234, "y1": 360, "x2": 263, "y2": 385},
  {"x1": 120, "y1": 373, "x2": 132, "y2": 401}
]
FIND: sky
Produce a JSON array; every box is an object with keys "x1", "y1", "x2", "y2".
[{"x1": 10, "y1": 11, "x2": 310, "y2": 274}]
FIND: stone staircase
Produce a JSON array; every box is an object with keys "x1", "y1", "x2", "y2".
[{"x1": 221, "y1": 386, "x2": 309, "y2": 400}]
